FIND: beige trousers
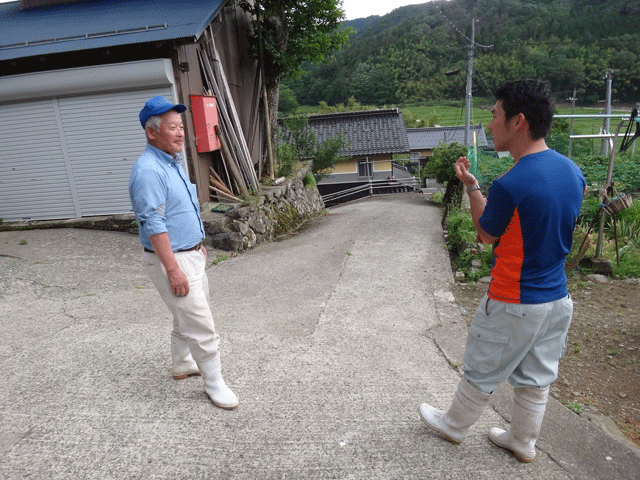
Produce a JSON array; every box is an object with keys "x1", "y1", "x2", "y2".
[{"x1": 143, "y1": 249, "x2": 220, "y2": 363}]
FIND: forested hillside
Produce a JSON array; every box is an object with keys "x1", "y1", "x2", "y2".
[{"x1": 285, "y1": 0, "x2": 640, "y2": 107}]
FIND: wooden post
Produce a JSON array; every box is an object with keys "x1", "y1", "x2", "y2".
[{"x1": 215, "y1": 124, "x2": 248, "y2": 194}]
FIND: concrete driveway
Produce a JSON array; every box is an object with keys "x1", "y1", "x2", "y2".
[{"x1": 1, "y1": 193, "x2": 638, "y2": 479}]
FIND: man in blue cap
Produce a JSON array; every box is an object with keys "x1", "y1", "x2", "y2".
[{"x1": 129, "y1": 96, "x2": 238, "y2": 409}]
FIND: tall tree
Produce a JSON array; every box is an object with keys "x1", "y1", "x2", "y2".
[{"x1": 239, "y1": 0, "x2": 351, "y2": 156}]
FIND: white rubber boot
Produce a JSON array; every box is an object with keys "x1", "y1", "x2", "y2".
[
  {"x1": 171, "y1": 335, "x2": 200, "y2": 380},
  {"x1": 199, "y1": 353, "x2": 239, "y2": 410},
  {"x1": 489, "y1": 386, "x2": 549, "y2": 463},
  {"x1": 418, "y1": 377, "x2": 491, "y2": 444}
]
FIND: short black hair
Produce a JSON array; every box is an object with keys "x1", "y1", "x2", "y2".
[{"x1": 495, "y1": 79, "x2": 555, "y2": 140}]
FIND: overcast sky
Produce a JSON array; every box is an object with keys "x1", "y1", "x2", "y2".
[
  {"x1": 0, "y1": 0, "x2": 431, "y2": 19},
  {"x1": 341, "y1": 0, "x2": 429, "y2": 20}
]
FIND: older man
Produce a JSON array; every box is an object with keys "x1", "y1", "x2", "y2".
[
  {"x1": 129, "y1": 96, "x2": 238, "y2": 409},
  {"x1": 418, "y1": 80, "x2": 585, "y2": 462}
]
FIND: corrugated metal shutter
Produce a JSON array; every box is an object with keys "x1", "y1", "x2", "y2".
[
  {"x1": 0, "y1": 99, "x2": 78, "y2": 221},
  {"x1": 0, "y1": 86, "x2": 172, "y2": 222},
  {"x1": 58, "y1": 87, "x2": 172, "y2": 217}
]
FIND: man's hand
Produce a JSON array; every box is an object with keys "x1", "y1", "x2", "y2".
[
  {"x1": 454, "y1": 156, "x2": 478, "y2": 187},
  {"x1": 166, "y1": 265, "x2": 190, "y2": 297},
  {"x1": 149, "y1": 232, "x2": 190, "y2": 297}
]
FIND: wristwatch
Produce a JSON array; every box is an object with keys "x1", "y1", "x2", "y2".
[{"x1": 466, "y1": 184, "x2": 481, "y2": 194}]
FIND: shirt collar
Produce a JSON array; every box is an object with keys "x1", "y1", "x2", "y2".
[{"x1": 146, "y1": 143, "x2": 183, "y2": 165}]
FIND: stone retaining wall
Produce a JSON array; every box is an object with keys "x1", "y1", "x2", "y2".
[
  {"x1": 200, "y1": 164, "x2": 325, "y2": 251},
  {"x1": 0, "y1": 165, "x2": 325, "y2": 250}
]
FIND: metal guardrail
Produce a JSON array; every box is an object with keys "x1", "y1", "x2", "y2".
[{"x1": 322, "y1": 177, "x2": 420, "y2": 206}]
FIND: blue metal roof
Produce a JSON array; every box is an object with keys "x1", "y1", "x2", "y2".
[{"x1": 0, "y1": 0, "x2": 226, "y2": 61}]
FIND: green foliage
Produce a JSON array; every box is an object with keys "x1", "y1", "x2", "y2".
[
  {"x1": 402, "y1": 108, "x2": 439, "y2": 128},
  {"x1": 567, "y1": 401, "x2": 584, "y2": 414},
  {"x1": 614, "y1": 247, "x2": 640, "y2": 278},
  {"x1": 275, "y1": 143, "x2": 298, "y2": 178},
  {"x1": 281, "y1": 116, "x2": 316, "y2": 158},
  {"x1": 424, "y1": 142, "x2": 467, "y2": 184},
  {"x1": 311, "y1": 97, "x2": 376, "y2": 114},
  {"x1": 212, "y1": 255, "x2": 229, "y2": 266},
  {"x1": 277, "y1": 115, "x2": 346, "y2": 180},
  {"x1": 303, "y1": 173, "x2": 316, "y2": 189},
  {"x1": 445, "y1": 209, "x2": 493, "y2": 281},
  {"x1": 571, "y1": 197, "x2": 640, "y2": 278},
  {"x1": 475, "y1": 151, "x2": 510, "y2": 192},
  {"x1": 571, "y1": 151, "x2": 640, "y2": 194},
  {"x1": 312, "y1": 136, "x2": 347, "y2": 180},
  {"x1": 424, "y1": 142, "x2": 467, "y2": 213},
  {"x1": 445, "y1": 209, "x2": 476, "y2": 253},
  {"x1": 278, "y1": 84, "x2": 299, "y2": 115},
  {"x1": 614, "y1": 200, "x2": 640, "y2": 224},
  {"x1": 238, "y1": 0, "x2": 351, "y2": 87},
  {"x1": 288, "y1": 0, "x2": 640, "y2": 107}
]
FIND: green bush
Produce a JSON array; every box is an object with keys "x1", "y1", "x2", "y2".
[
  {"x1": 445, "y1": 208, "x2": 476, "y2": 253},
  {"x1": 430, "y1": 191, "x2": 444, "y2": 203},
  {"x1": 275, "y1": 143, "x2": 298, "y2": 178},
  {"x1": 613, "y1": 247, "x2": 640, "y2": 278},
  {"x1": 303, "y1": 172, "x2": 316, "y2": 189},
  {"x1": 476, "y1": 152, "x2": 511, "y2": 193},
  {"x1": 445, "y1": 208, "x2": 493, "y2": 281},
  {"x1": 312, "y1": 136, "x2": 346, "y2": 180},
  {"x1": 573, "y1": 151, "x2": 640, "y2": 193},
  {"x1": 614, "y1": 198, "x2": 640, "y2": 224}
]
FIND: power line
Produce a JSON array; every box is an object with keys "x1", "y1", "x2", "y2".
[{"x1": 433, "y1": 3, "x2": 492, "y2": 49}]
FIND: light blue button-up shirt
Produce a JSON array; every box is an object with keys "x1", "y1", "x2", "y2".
[{"x1": 129, "y1": 144, "x2": 205, "y2": 252}]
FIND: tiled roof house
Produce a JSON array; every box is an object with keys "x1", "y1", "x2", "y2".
[
  {"x1": 407, "y1": 125, "x2": 489, "y2": 165},
  {"x1": 307, "y1": 109, "x2": 410, "y2": 194}
]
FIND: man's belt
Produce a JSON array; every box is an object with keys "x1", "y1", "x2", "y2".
[{"x1": 144, "y1": 241, "x2": 203, "y2": 254}]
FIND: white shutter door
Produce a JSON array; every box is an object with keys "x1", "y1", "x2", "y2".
[
  {"x1": 57, "y1": 87, "x2": 173, "y2": 217},
  {"x1": 0, "y1": 100, "x2": 78, "y2": 221},
  {"x1": 0, "y1": 86, "x2": 174, "y2": 222}
]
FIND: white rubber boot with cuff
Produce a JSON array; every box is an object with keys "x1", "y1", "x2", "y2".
[
  {"x1": 418, "y1": 376, "x2": 491, "y2": 444},
  {"x1": 171, "y1": 335, "x2": 200, "y2": 380},
  {"x1": 199, "y1": 353, "x2": 239, "y2": 410},
  {"x1": 489, "y1": 386, "x2": 549, "y2": 463}
]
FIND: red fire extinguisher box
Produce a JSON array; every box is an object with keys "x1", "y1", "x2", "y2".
[{"x1": 190, "y1": 95, "x2": 221, "y2": 153}]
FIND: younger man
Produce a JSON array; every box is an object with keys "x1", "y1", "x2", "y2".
[{"x1": 418, "y1": 80, "x2": 585, "y2": 462}]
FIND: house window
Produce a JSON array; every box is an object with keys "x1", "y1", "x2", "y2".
[{"x1": 358, "y1": 158, "x2": 373, "y2": 178}]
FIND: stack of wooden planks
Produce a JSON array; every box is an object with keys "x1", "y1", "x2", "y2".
[{"x1": 197, "y1": 43, "x2": 260, "y2": 203}]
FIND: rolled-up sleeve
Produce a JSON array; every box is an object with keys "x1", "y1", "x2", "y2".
[{"x1": 130, "y1": 168, "x2": 168, "y2": 238}]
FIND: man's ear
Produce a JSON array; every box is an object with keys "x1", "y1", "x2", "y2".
[
  {"x1": 514, "y1": 112, "x2": 527, "y2": 130},
  {"x1": 146, "y1": 126, "x2": 157, "y2": 141}
]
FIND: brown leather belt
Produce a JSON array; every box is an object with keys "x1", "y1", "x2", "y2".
[{"x1": 144, "y1": 241, "x2": 203, "y2": 254}]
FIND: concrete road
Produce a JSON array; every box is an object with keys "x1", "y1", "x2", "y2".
[{"x1": 1, "y1": 193, "x2": 638, "y2": 479}]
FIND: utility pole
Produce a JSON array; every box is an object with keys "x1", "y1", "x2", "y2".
[
  {"x1": 464, "y1": 19, "x2": 492, "y2": 148},
  {"x1": 464, "y1": 19, "x2": 475, "y2": 148},
  {"x1": 600, "y1": 70, "x2": 613, "y2": 156},
  {"x1": 567, "y1": 87, "x2": 577, "y2": 159}
]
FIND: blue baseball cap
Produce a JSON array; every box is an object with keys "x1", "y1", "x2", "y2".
[{"x1": 139, "y1": 96, "x2": 187, "y2": 129}]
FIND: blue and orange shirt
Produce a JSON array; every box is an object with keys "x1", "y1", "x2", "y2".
[{"x1": 479, "y1": 149, "x2": 586, "y2": 304}]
